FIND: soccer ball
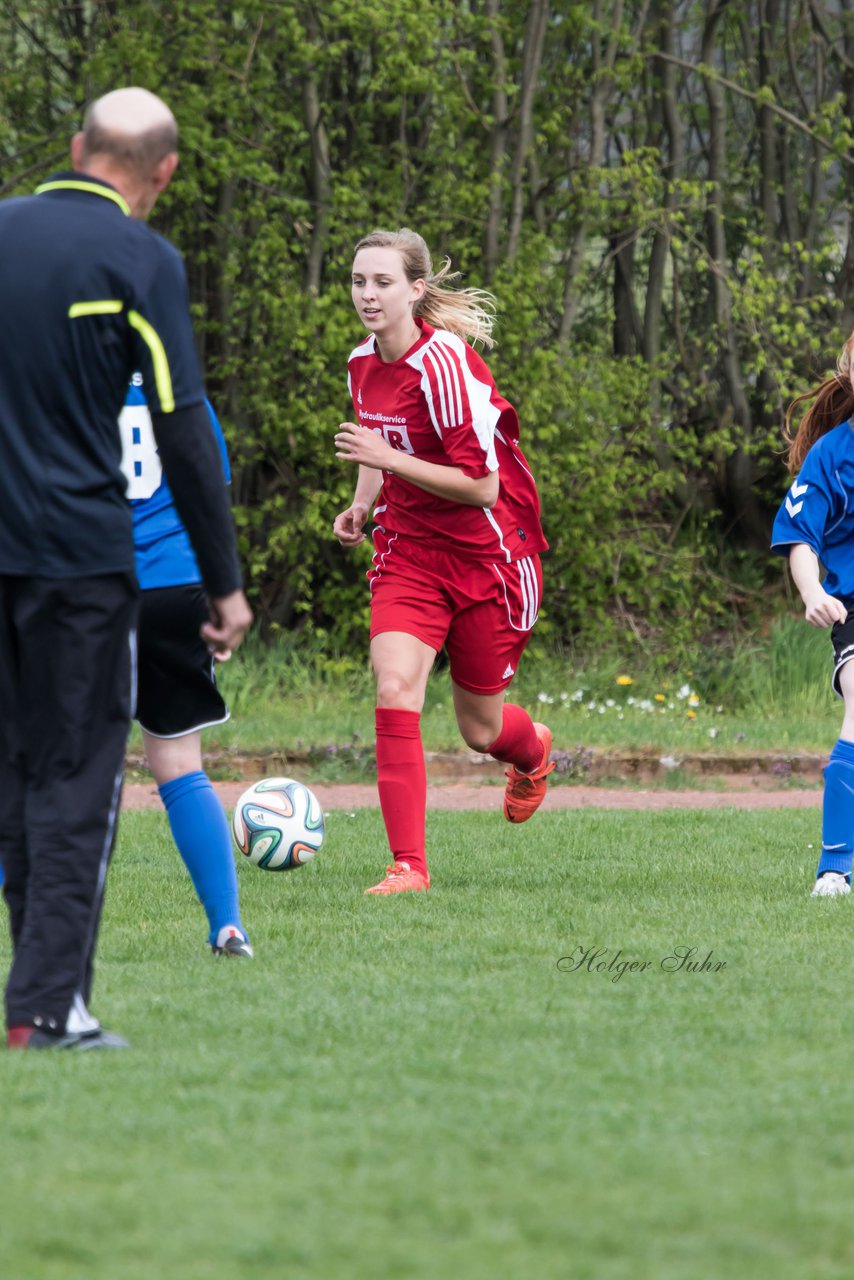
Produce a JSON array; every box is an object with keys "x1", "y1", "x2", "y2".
[{"x1": 231, "y1": 777, "x2": 324, "y2": 871}]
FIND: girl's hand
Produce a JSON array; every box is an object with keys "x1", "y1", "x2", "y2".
[
  {"x1": 333, "y1": 501, "x2": 370, "y2": 546},
  {"x1": 803, "y1": 588, "x2": 849, "y2": 628},
  {"x1": 335, "y1": 422, "x2": 396, "y2": 471}
]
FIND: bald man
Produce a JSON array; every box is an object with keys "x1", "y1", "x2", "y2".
[{"x1": 0, "y1": 87, "x2": 252, "y2": 1051}]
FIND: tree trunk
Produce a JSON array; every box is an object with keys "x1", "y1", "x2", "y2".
[
  {"x1": 483, "y1": 0, "x2": 509, "y2": 281},
  {"x1": 506, "y1": 0, "x2": 549, "y2": 261},
  {"x1": 837, "y1": 0, "x2": 854, "y2": 329},
  {"x1": 702, "y1": 0, "x2": 765, "y2": 542},
  {"x1": 559, "y1": 0, "x2": 624, "y2": 344},
  {"x1": 643, "y1": 0, "x2": 684, "y2": 370},
  {"x1": 757, "y1": 0, "x2": 780, "y2": 240},
  {"x1": 301, "y1": 7, "x2": 331, "y2": 296},
  {"x1": 612, "y1": 229, "x2": 640, "y2": 356}
]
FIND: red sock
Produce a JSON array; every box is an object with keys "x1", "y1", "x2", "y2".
[
  {"x1": 487, "y1": 704, "x2": 543, "y2": 773},
  {"x1": 375, "y1": 708, "x2": 428, "y2": 879},
  {"x1": 7, "y1": 1025, "x2": 34, "y2": 1049}
]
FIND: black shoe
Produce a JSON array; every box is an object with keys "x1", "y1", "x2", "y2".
[
  {"x1": 211, "y1": 925, "x2": 254, "y2": 958},
  {"x1": 26, "y1": 1027, "x2": 129, "y2": 1051}
]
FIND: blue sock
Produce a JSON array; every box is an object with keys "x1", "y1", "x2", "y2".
[
  {"x1": 158, "y1": 771, "x2": 247, "y2": 947},
  {"x1": 818, "y1": 739, "x2": 854, "y2": 879}
]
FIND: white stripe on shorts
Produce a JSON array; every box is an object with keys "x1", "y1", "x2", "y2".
[{"x1": 492, "y1": 557, "x2": 539, "y2": 633}]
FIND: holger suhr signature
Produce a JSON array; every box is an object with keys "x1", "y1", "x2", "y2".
[{"x1": 557, "y1": 945, "x2": 727, "y2": 983}]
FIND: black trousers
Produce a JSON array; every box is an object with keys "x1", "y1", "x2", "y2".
[{"x1": 0, "y1": 573, "x2": 138, "y2": 1031}]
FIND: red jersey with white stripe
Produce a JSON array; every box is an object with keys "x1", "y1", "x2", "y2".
[{"x1": 347, "y1": 318, "x2": 547, "y2": 563}]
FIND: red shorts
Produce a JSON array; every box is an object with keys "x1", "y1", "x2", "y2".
[{"x1": 368, "y1": 531, "x2": 543, "y2": 694}]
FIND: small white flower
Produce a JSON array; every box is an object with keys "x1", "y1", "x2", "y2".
[
  {"x1": 537, "y1": 692, "x2": 554, "y2": 705},
  {"x1": 677, "y1": 683, "x2": 692, "y2": 699},
  {"x1": 708, "y1": 727, "x2": 719, "y2": 739},
  {"x1": 605, "y1": 698, "x2": 615, "y2": 707}
]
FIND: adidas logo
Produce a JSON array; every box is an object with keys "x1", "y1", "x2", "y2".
[{"x1": 502, "y1": 663, "x2": 515, "y2": 679}]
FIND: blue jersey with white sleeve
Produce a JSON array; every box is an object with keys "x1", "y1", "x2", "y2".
[
  {"x1": 771, "y1": 419, "x2": 854, "y2": 602},
  {"x1": 119, "y1": 375, "x2": 230, "y2": 590}
]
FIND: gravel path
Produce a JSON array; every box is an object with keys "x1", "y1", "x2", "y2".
[{"x1": 122, "y1": 781, "x2": 821, "y2": 812}]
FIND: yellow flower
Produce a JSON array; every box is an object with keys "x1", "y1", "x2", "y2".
[
  {"x1": 686, "y1": 710, "x2": 697, "y2": 719},
  {"x1": 654, "y1": 693, "x2": 666, "y2": 703},
  {"x1": 688, "y1": 694, "x2": 700, "y2": 707},
  {"x1": 615, "y1": 675, "x2": 633, "y2": 686}
]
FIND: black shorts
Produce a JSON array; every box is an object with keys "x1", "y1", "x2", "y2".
[
  {"x1": 136, "y1": 584, "x2": 228, "y2": 737},
  {"x1": 831, "y1": 606, "x2": 854, "y2": 698}
]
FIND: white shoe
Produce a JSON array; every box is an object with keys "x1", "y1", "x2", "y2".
[
  {"x1": 66, "y1": 993, "x2": 101, "y2": 1034},
  {"x1": 212, "y1": 925, "x2": 254, "y2": 958},
  {"x1": 811, "y1": 872, "x2": 852, "y2": 898}
]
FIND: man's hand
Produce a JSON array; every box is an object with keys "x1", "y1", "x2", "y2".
[
  {"x1": 803, "y1": 588, "x2": 849, "y2": 628},
  {"x1": 201, "y1": 589, "x2": 253, "y2": 657}
]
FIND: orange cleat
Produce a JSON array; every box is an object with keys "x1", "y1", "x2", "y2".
[
  {"x1": 364, "y1": 861, "x2": 430, "y2": 895},
  {"x1": 503, "y1": 723, "x2": 555, "y2": 823}
]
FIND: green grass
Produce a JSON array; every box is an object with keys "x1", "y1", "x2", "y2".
[
  {"x1": 5, "y1": 803, "x2": 854, "y2": 1279},
  {"x1": 125, "y1": 617, "x2": 843, "y2": 766}
]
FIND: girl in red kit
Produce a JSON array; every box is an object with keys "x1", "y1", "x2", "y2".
[{"x1": 333, "y1": 228, "x2": 553, "y2": 894}]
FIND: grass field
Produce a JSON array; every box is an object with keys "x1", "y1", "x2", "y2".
[
  {"x1": 129, "y1": 616, "x2": 845, "y2": 765},
  {"x1": 2, "y1": 802, "x2": 852, "y2": 1280}
]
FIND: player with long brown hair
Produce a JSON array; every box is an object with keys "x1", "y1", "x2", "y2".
[{"x1": 773, "y1": 331, "x2": 854, "y2": 896}]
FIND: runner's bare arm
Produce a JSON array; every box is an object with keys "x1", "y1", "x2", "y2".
[
  {"x1": 789, "y1": 542, "x2": 848, "y2": 627},
  {"x1": 333, "y1": 463, "x2": 383, "y2": 546}
]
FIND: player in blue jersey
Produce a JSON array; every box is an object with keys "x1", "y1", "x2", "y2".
[
  {"x1": 0, "y1": 380, "x2": 252, "y2": 957},
  {"x1": 772, "y1": 332, "x2": 854, "y2": 897},
  {"x1": 120, "y1": 375, "x2": 252, "y2": 956}
]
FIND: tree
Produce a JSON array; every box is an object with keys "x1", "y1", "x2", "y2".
[{"x1": 2, "y1": 0, "x2": 853, "y2": 653}]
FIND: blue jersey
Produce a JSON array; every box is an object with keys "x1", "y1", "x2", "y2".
[
  {"x1": 120, "y1": 376, "x2": 230, "y2": 590},
  {"x1": 771, "y1": 419, "x2": 854, "y2": 601}
]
